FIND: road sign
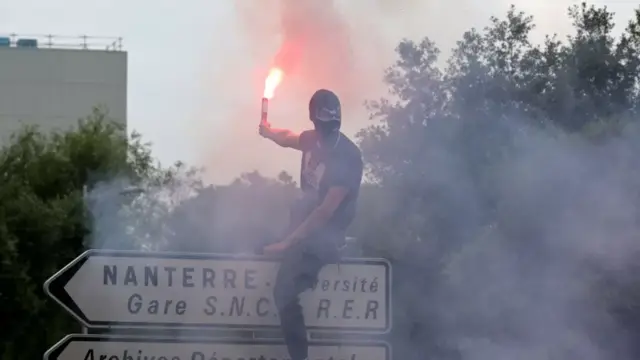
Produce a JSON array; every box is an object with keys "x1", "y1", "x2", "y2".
[
  {"x1": 45, "y1": 250, "x2": 391, "y2": 333},
  {"x1": 45, "y1": 334, "x2": 390, "y2": 360}
]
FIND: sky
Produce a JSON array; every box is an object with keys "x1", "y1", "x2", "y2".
[{"x1": 1, "y1": 0, "x2": 638, "y2": 184}]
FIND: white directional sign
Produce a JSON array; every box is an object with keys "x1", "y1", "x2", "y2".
[
  {"x1": 44, "y1": 334, "x2": 391, "y2": 360},
  {"x1": 44, "y1": 250, "x2": 391, "y2": 332}
]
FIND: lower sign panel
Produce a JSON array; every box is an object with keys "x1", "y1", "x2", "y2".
[{"x1": 45, "y1": 335, "x2": 390, "y2": 360}]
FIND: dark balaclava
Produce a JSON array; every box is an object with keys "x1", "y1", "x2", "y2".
[{"x1": 309, "y1": 89, "x2": 341, "y2": 138}]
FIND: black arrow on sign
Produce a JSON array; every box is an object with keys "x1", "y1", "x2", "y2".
[{"x1": 43, "y1": 251, "x2": 92, "y2": 327}]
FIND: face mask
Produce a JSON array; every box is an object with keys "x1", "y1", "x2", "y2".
[{"x1": 313, "y1": 120, "x2": 338, "y2": 137}]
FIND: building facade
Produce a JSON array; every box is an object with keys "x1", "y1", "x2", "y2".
[{"x1": 0, "y1": 34, "x2": 127, "y2": 146}]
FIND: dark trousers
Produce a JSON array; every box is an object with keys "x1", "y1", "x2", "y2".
[{"x1": 273, "y1": 242, "x2": 335, "y2": 360}]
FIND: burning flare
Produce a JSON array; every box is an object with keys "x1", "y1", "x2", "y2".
[{"x1": 263, "y1": 67, "x2": 284, "y2": 99}]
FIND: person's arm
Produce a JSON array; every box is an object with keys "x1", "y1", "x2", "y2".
[
  {"x1": 286, "y1": 152, "x2": 363, "y2": 245},
  {"x1": 285, "y1": 187, "x2": 349, "y2": 245},
  {"x1": 260, "y1": 122, "x2": 306, "y2": 150}
]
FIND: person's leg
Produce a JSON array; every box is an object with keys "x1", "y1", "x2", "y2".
[{"x1": 273, "y1": 246, "x2": 324, "y2": 360}]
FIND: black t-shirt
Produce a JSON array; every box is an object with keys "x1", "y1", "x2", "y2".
[{"x1": 294, "y1": 129, "x2": 363, "y2": 237}]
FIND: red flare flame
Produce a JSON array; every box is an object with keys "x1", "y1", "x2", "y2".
[{"x1": 263, "y1": 67, "x2": 284, "y2": 99}]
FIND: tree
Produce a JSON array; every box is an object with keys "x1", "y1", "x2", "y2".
[
  {"x1": 0, "y1": 108, "x2": 194, "y2": 359},
  {"x1": 357, "y1": 3, "x2": 640, "y2": 359}
]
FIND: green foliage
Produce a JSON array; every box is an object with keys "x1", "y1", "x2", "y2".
[
  {"x1": 355, "y1": 3, "x2": 640, "y2": 358},
  {"x1": 0, "y1": 108, "x2": 189, "y2": 359}
]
